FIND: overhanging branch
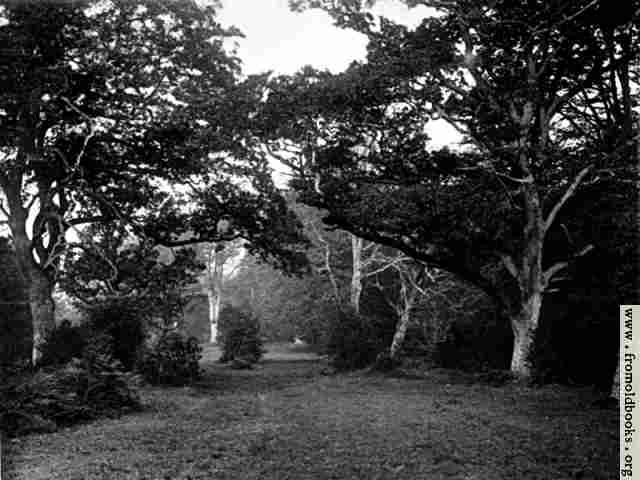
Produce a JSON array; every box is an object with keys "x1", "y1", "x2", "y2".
[{"x1": 321, "y1": 213, "x2": 503, "y2": 308}]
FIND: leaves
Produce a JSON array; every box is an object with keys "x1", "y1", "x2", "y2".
[
  {"x1": 0, "y1": 0, "x2": 306, "y2": 289},
  {"x1": 259, "y1": 0, "x2": 639, "y2": 310}
]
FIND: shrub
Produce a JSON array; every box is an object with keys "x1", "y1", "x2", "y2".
[
  {"x1": 84, "y1": 298, "x2": 147, "y2": 371},
  {"x1": 0, "y1": 311, "x2": 32, "y2": 368},
  {"x1": 136, "y1": 332, "x2": 202, "y2": 386},
  {"x1": 218, "y1": 305, "x2": 264, "y2": 364},
  {"x1": 527, "y1": 325, "x2": 569, "y2": 385},
  {"x1": 37, "y1": 320, "x2": 88, "y2": 368},
  {"x1": 0, "y1": 337, "x2": 141, "y2": 437},
  {"x1": 326, "y1": 307, "x2": 395, "y2": 371},
  {"x1": 433, "y1": 311, "x2": 513, "y2": 372}
]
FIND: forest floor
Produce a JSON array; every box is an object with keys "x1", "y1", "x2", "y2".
[{"x1": 5, "y1": 343, "x2": 617, "y2": 480}]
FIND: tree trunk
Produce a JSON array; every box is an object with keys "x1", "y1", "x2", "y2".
[
  {"x1": 208, "y1": 290, "x2": 219, "y2": 343},
  {"x1": 205, "y1": 243, "x2": 225, "y2": 344},
  {"x1": 7, "y1": 206, "x2": 56, "y2": 365},
  {"x1": 350, "y1": 235, "x2": 363, "y2": 313},
  {"x1": 509, "y1": 292, "x2": 542, "y2": 377},
  {"x1": 28, "y1": 267, "x2": 55, "y2": 365},
  {"x1": 389, "y1": 310, "x2": 411, "y2": 360}
]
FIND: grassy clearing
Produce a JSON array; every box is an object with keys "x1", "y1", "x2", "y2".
[{"x1": 5, "y1": 344, "x2": 616, "y2": 480}]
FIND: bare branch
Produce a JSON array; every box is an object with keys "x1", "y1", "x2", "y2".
[
  {"x1": 543, "y1": 244, "x2": 594, "y2": 285},
  {"x1": 0, "y1": 199, "x2": 9, "y2": 219},
  {"x1": 60, "y1": 96, "x2": 96, "y2": 177},
  {"x1": 543, "y1": 261, "x2": 568, "y2": 286},
  {"x1": 544, "y1": 165, "x2": 592, "y2": 234},
  {"x1": 531, "y1": 0, "x2": 598, "y2": 36},
  {"x1": 308, "y1": 216, "x2": 341, "y2": 302},
  {"x1": 500, "y1": 253, "x2": 519, "y2": 281}
]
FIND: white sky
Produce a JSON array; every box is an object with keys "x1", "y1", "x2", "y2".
[
  {"x1": 218, "y1": 0, "x2": 433, "y2": 76},
  {"x1": 217, "y1": 0, "x2": 461, "y2": 178}
]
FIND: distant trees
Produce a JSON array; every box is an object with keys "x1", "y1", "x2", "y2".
[
  {"x1": 261, "y1": 0, "x2": 639, "y2": 378},
  {"x1": 195, "y1": 240, "x2": 242, "y2": 343}
]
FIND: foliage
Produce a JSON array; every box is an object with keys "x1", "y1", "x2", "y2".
[
  {"x1": 62, "y1": 224, "x2": 204, "y2": 329},
  {"x1": 433, "y1": 312, "x2": 513, "y2": 372},
  {"x1": 0, "y1": 0, "x2": 307, "y2": 363},
  {"x1": 218, "y1": 304, "x2": 265, "y2": 364},
  {"x1": 260, "y1": 0, "x2": 638, "y2": 379},
  {"x1": 53, "y1": 291, "x2": 85, "y2": 325},
  {"x1": 390, "y1": 273, "x2": 513, "y2": 371},
  {"x1": 182, "y1": 295, "x2": 211, "y2": 342},
  {"x1": 0, "y1": 237, "x2": 31, "y2": 366},
  {"x1": 136, "y1": 332, "x2": 202, "y2": 386},
  {"x1": 223, "y1": 199, "x2": 354, "y2": 348},
  {"x1": 225, "y1": 254, "x2": 335, "y2": 346},
  {"x1": 0, "y1": 0, "x2": 306, "y2": 263},
  {"x1": 0, "y1": 338, "x2": 141, "y2": 437},
  {"x1": 37, "y1": 320, "x2": 88, "y2": 368},
  {"x1": 82, "y1": 298, "x2": 147, "y2": 371},
  {"x1": 327, "y1": 307, "x2": 395, "y2": 370}
]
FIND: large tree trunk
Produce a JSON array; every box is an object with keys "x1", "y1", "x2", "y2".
[
  {"x1": 29, "y1": 270, "x2": 56, "y2": 365},
  {"x1": 350, "y1": 235, "x2": 363, "y2": 313},
  {"x1": 389, "y1": 310, "x2": 411, "y2": 360},
  {"x1": 8, "y1": 205, "x2": 56, "y2": 365},
  {"x1": 509, "y1": 292, "x2": 543, "y2": 377},
  {"x1": 507, "y1": 102, "x2": 546, "y2": 379}
]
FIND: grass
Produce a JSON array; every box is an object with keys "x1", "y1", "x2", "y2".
[{"x1": 4, "y1": 343, "x2": 617, "y2": 479}]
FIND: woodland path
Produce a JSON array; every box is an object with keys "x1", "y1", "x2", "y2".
[{"x1": 6, "y1": 344, "x2": 616, "y2": 479}]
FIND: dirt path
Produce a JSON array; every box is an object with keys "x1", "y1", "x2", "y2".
[{"x1": 5, "y1": 344, "x2": 617, "y2": 479}]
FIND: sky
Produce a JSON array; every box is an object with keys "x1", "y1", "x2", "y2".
[
  {"x1": 217, "y1": 0, "x2": 429, "y2": 76},
  {"x1": 217, "y1": 0, "x2": 461, "y2": 164}
]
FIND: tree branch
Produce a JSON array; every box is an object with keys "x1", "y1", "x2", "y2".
[
  {"x1": 321, "y1": 213, "x2": 503, "y2": 308},
  {"x1": 544, "y1": 165, "x2": 592, "y2": 234},
  {"x1": 543, "y1": 244, "x2": 594, "y2": 286},
  {"x1": 500, "y1": 253, "x2": 520, "y2": 282}
]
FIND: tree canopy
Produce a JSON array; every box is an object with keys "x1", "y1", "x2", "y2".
[
  {"x1": 0, "y1": 0, "x2": 306, "y2": 361},
  {"x1": 259, "y1": 0, "x2": 639, "y2": 375}
]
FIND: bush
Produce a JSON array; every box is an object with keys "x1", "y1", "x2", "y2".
[
  {"x1": 527, "y1": 324, "x2": 569, "y2": 385},
  {"x1": 0, "y1": 337, "x2": 141, "y2": 437},
  {"x1": 136, "y1": 332, "x2": 202, "y2": 386},
  {"x1": 433, "y1": 310, "x2": 513, "y2": 372},
  {"x1": 218, "y1": 305, "x2": 264, "y2": 364},
  {"x1": 37, "y1": 320, "x2": 88, "y2": 368},
  {"x1": 0, "y1": 310, "x2": 32, "y2": 368},
  {"x1": 84, "y1": 298, "x2": 147, "y2": 371},
  {"x1": 326, "y1": 307, "x2": 395, "y2": 371}
]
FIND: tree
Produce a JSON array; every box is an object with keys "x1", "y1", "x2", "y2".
[
  {"x1": 262, "y1": 0, "x2": 639, "y2": 377},
  {"x1": 366, "y1": 251, "x2": 428, "y2": 360},
  {"x1": 295, "y1": 200, "x2": 401, "y2": 315},
  {"x1": 195, "y1": 239, "x2": 242, "y2": 343},
  {"x1": 0, "y1": 237, "x2": 31, "y2": 365},
  {"x1": 224, "y1": 204, "x2": 341, "y2": 345},
  {"x1": 61, "y1": 222, "x2": 204, "y2": 336},
  {"x1": 0, "y1": 1, "x2": 305, "y2": 363}
]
